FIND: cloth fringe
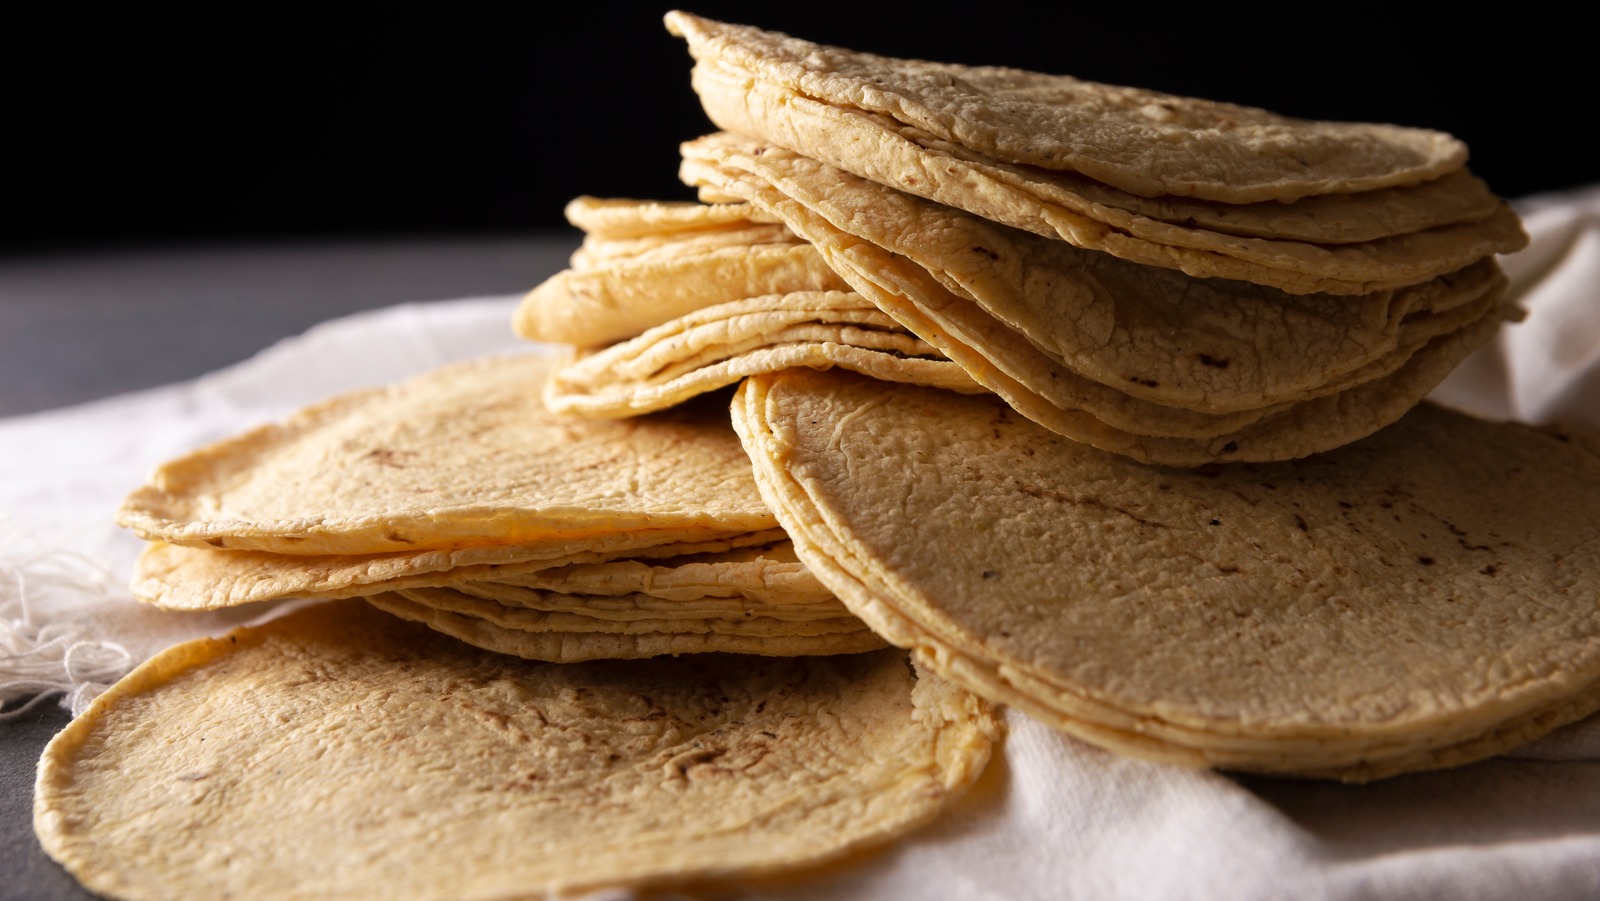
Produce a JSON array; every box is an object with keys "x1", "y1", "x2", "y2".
[{"x1": 0, "y1": 524, "x2": 134, "y2": 720}]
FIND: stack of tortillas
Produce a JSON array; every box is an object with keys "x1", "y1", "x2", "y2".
[
  {"x1": 39, "y1": 351, "x2": 1000, "y2": 898},
  {"x1": 733, "y1": 368, "x2": 1600, "y2": 782},
  {"x1": 114, "y1": 353, "x2": 887, "y2": 661},
  {"x1": 520, "y1": 12, "x2": 1530, "y2": 466},
  {"x1": 520, "y1": 195, "x2": 984, "y2": 418},
  {"x1": 34, "y1": 9, "x2": 1598, "y2": 901},
  {"x1": 507, "y1": 8, "x2": 1600, "y2": 778}
]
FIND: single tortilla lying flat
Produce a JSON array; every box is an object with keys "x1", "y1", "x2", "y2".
[
  {"x1": 368, "y1": 586, "x2": 887, "y2": 662},
  {"x1": 35, "y1": 599, "x2": 997, "y2": 900},
  {"x1": 733, "y1": 368, "x2": 1600, "y2": 781},
  {"x1": 131, "y1": 528, "x2": 792, "y2": 610}
]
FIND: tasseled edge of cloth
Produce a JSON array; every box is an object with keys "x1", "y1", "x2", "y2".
[{"x1": 0, "y1": 523, "x2": 134, "y2": 720}]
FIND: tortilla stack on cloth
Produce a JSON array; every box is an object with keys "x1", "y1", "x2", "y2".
[
  {"x1": 665, "y1": 11, "x2": 1528, "y2": 296},
  {"x1": 680, "y1": 133, "x2": 1516, "y2": 465},
  {"x1": 116, "y1": 353, "x2": 881, "y2": 659},
  {"x1": 732, "y1": 368, "x2": 1600, "y2": 781},
  {"x1": 33, "y1": 599, "x2": 998, "y2": 900}
]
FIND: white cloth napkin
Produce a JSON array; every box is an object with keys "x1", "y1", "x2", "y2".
[{"x1": 4, "y1": 189, "x2": 1599, "y2": 900}]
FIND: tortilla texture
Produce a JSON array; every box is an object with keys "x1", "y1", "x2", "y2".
[
  {"x1": 682, "y1": 61, "x2": 1525, "y2": 294},
  {"x1": 681, "y1": 133, "x2": 1510, "y2": 412},
  {"x1": 543, "y1": 291, "x2": 981, "y2": 417},
  {"x1": 34, "y1": 600, "x2": 996, "y2": 899},
  {"x1": 131, "y1": 528, "x2": 790, "y2": 610},
  {"x1": 732, "y1": 368, "x2": 1600, "y2": 780},
  {"x1": 665, "y1": 11, "x2": 1466, "y2": 203},
  {"x1": 116, "y1": 354, "x2": 775, "y2": 554}
]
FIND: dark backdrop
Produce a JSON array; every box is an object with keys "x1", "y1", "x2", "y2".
[{"x1": 8, "y1": 4, "x2": 1591, "y2": 252}]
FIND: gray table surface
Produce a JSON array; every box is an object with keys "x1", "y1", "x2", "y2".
[{"x1": 0, "y1": 233, "x2": 577, "y2": 900}]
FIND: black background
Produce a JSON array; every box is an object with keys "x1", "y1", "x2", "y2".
[{"x1": 7, "y1": 4, "x2": 1592, "y2": 253}]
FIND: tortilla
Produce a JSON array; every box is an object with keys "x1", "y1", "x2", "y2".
[
  {"x1": 365, "y1": 542, "x2": 888, "y2": 661},
  {"x1": 35, "y1": 599, "x2": 996, "y2": 899},
  {"x1": 459, "y1": 540, "x2": 845, "y2": 616},
  {"x1": 560, "y1": 195, "x2": 778, "y2": 240},
  {"x1": 732, "y1": 368, "x2": 1600, "y2": 780},
  {"x1": 514, "y1": 196, "x2": 845, "y2": 348},
  {"x1": 116, "y1": 354, "x2": 774, "y2": 554},
  {"x1": 517, "y1": 240, "x2": 846, "y2": 348},
  {"x1": 665, "y1": 12, "x2": 1465, "y2": 204},
  {"x1": 681, "y1": 133, "x2": 1510, "y2": 411},
  {"x1": 543, "y1": 291, "x2": 981, "y2": 417},
  {"x1": 683, "y1": 62, "x2": 1525, "y2": 293},
  {"x1": 367, "y1": 591, "x2": 887, "y2": 661},
  {"x1": 131, "y1": 528, "x2": 790, "y2": 610}
]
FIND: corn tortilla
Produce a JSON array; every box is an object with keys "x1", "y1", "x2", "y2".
[
  {"x1": 732, "y1": 369, "x2": 1600, "y2": 779},
  {"x1": 35, "y1": 600, "x2": 996, "y2": 899}
]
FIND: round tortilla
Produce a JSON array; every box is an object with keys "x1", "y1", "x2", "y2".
[
  {"x1": 543, "y1": 291, "x2": 981, "y2": 417},
  {"x1": 732, "y1": 368, "x2": 1600, "y2": 780},
  {"x1": 560, "y1": 194, "x2": 777, "y2": 240},
  {"x1": 517, "y1": 240, "x2": 845, "y2": 348},
  {"x1": 666, "y1": 11, "x2": 1467, "y2": 203},
  {"x1": 116, "y1": 354, "x2": 775, "y2": 554},
  {"x1": 131, "y1": 528, "x2": 791, "y2": 610},
  {"x1": 680, "y1": 133, "x2": 1511, "y2": 412},
  {"x1": 369, "y1": 588, "x2": 885, "y2": 662},
  {"x1": 683, "y1": 61, "x2": 1524, "y2": 291},
  {"x1": 35, "y1": 600, "x2": 996, "y2": 899}
]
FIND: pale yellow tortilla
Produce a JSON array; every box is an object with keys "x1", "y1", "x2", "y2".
[
  {"x1": 392, "y1": 584, "x2": 870, "y2": 638},
  {"x1": 117, "y1": 354, "x2": 775, "y2": 554},
  {"x1": 666, "y1": 11, "x2": 1466, "y2": 202},
  {"x1": 569, "y1": 221, "x2": 798, "y2": 268},
  {"x1": 131, "y1": 528, "x2": 790, "y2": 610},
  {"x1": 35, "y1": 600, "x2": 995, "y2": 899},
  {"x1": 680, "y1": 134, "x2": 1515, "y2": 396},
  {"x1": 368, "y1": 591, "x2": 887, "y2": 661},
  {"x1": 560, "y1": 194, "x2": 777, "y2": 240},
  {"x1": 684, "y1": 61, "x2": 1524, "y2": 293},
  {"x1": 516, "y1": 195, "x2": 843, "y2": 347},
  {"x1": 732, "y1": 368, "x2": 1600, "y2": 780},
  {"x1": 517, "y1": 240, "x2": 846, "y2": 347},
  {"x1": 543, "y1": 291, "x2": 981, "y2": 417},
  {"x1": 483, "y1": 538, "x2": 832, "y2": 605}
]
